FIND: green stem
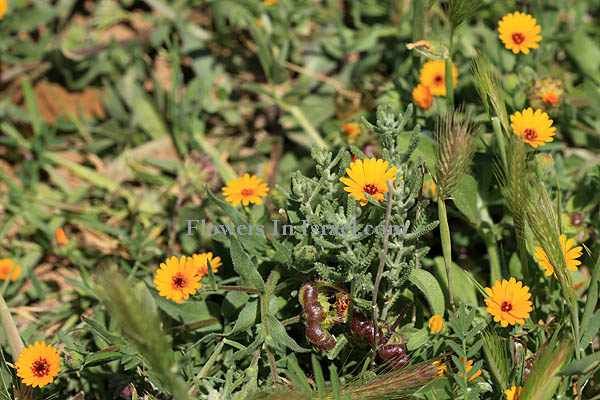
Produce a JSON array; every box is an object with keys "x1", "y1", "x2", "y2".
[
  {"x1": 0, "y1": 294, "x2": 24, "y2": 359},
  {"x1": 438, "y1": 198, "x2": 454, "y2": 307},
  {"x1": 283, "y1": 103, "x2": 329, "y2": 150},
  {"x1": 491, "y1": 117, "x2": 507, "y2": 169},
  {"x1": 192, "y1": 131, "x2": 237, "y2": 183},
  {"x1": 411, "y1": 0, "x2": 426, "y2": 70},
  {"x1": 486, "y1": 239, "x2": 502, "y2": 285},
  {"x1": 445, "y1": 29, "x2": 455, "y2": 107}
]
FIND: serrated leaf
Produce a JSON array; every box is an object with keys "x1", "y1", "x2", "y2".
[
  {"x1": 230, "y1": 236, "x2": 265, "y2": 292},
  {"x1": 409, "y1": 269, "x2": 445, "y2": 316}
]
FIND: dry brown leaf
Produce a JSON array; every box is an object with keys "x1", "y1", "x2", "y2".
[
  {"x1": 105, "y1": 136, "x2": 179, "y2": 183},
  {"x1": 77, "y1": 225, "x2": 120, "y2": 254},
  {"x1": 99, "y1": 24, "x2": 137, "y2": 45},
  {"x1": 33, "y1": 80, "x2": 106, "y2": 124}
]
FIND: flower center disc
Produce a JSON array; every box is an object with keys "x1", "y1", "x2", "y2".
[
  {"x1": 512, "y1": 32, "x2": 525, "y2": 44},
  {"x1": 241, "y1": 188, "x2": 254, "y2": 196},
  {"x1": 523, "y1": 128, "x2": 537, "y2": 141},
  {"x1": 434, "y1": 75, "x2": 443, "y2": 84},
  {"x1": 172, "y1": 273, "x2": 187, "y2": 289},
  {"x1": 363, "y1": 184, "x2": 378, "y2": 195},
  {"x1": 31, "y1": 358, "x2": 50, "y2": 377},
  {"x1": 500, "y1": 301, "x2": 513, "y2": 312}
]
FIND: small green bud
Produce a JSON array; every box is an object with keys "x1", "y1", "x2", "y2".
[
  {"x1": 293, "y1": 245, "x2": 316, "y2": 266},
  {"x1": 64, "y1": 350, "x2": 84, "y2": 370},
  {"x1": 514, "y1": 91, "x2": 527, "y2": 109},
  {"x1": 503, "y1": 73, "x2": 520, "y2": 93}
]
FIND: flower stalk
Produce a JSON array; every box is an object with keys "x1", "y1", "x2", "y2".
[{"x1": 438, "y1": 198, "x2": 454, "y2": 306}]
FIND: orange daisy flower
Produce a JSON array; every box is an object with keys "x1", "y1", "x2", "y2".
[
  {"x1": 484, "y1": 278, "x2": 533, "y2": 327},
  {"x1": 222, "y1": 174, "x2": 269, "y2": 206},
  {"x1": 16, "y1": 341, "x2": 61, "y2": 388},
  {"x1": 498, "y1": 11, "x2": 542, "y2": 54}
]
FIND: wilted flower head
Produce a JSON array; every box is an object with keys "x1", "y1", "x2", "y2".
[
  {"x1": 529, "y1": 77, "x2": 565, "y2": 112},
  {"x1": 458, "y1": 358, "x2": 482, "y2": 381},
  {"x1": 412, "y1": 84, "x2": 433, "y2": 110}
]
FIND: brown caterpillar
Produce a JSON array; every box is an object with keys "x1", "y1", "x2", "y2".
[
  {"x1": 299, "y1": 282, "x2": 337, "y2": 350},
  {"x1": 350, "y1": 303, "x2": 412, "y2": 369}
]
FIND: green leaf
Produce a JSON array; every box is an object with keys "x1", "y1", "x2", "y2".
[
  {"x1": 520, "y1": 333, "x2": 573, "y2": 400},
  {"x1": 409, "y1": 268, "x2": 445, "y2": 316},
  {"x1": 267, "y1": 315, "x2": 309, "y2": 353},
  {"x1": 580, "y1": 254, "x2": 600, "y2": 343},
  {"x1": 82, "y1": 316, "x2": 126, "y2": 345},
  {"x1": 406, "y1": 327, "x2": 429, "y2": 351},
  {"x1": 83, "y1": 351, "x2": 123, "y2": 367},
  {"x1": 228, "y1": 300, "x2": 258, "y2": 337},
  {"x1": 44, "y1": 152, "x2": 119, "y2": 192},
  {"x1": 580, "y1": 311, "x2": 600, "y2": 351},
  {"x1": 452, "y1": 174, "x2": 479, "y2": 226},
  {"x1": 206, "y1": 186, "x2": 246, "y2": 226},
  {"x1": 230, "y1": 236, "x2": 266, "y2": 292},
  {"x1": 559, "y1": 351, "x2": 600, "y2": 376},
  {"x1": 396, "y1": 129, "x2": 436, "y2": 172},
  {"x1": 312, "y1": 354, "x2": 326, "y2": 398},
  {"x1": 433, "y1": 256, "x2": 478, "y2": 305}
]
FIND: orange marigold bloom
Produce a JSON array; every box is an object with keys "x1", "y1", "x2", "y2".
[
  {"x1": 154, "y1": 256, "x2": 202, "y2": 303},
  {"x1": 16, "y1": 341, "x2": 61, "y2": 388},
  {"x1": 0, "y1": 259, "x2": 22, "y2": 281},
  {"x1": 412, "y1": 84, "x2": 433, "y2": 110},
  {"x1": 222, "y1": 174, "x2": 269, "y2": 207},
  {"x1": 55, "y1": 228, "x2": 68, "y2": 245},
  {"x1": 0, "y1": 0, "x2": 6, "y2": 19},
  {"x1": 484, "y1": 278, "x2": 533, "y2": 327},
  {"x1": 498, "y1": 11, "x2": 542, "y2": 54},
  {"x1": 510, "y1": 108, "x2": 556, "y2": 148},
  {"x1": 190, "y1": 252, "x2": 222, "y2": 277},
  {"x1": 419, "y1": 60, "x2": 458, "y2": 97},
  {"x1": 339, "y1": 158, "x2": 398, "y2": 206},
  {"x1": 343, "y1": 123, "x2": 361, "y2": 138}
]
